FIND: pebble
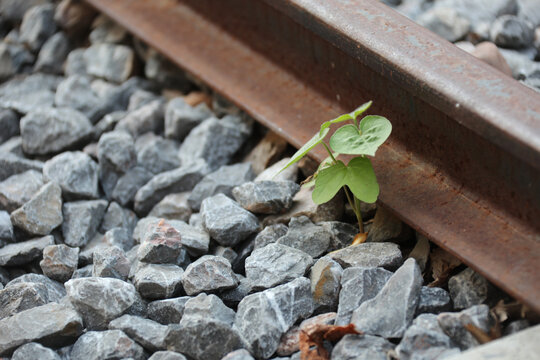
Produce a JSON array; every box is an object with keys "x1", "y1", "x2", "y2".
[
  {"x1": 0, "y1": 170, "x2": 44, "y2": 212},
  {"x1": 168, "y1": 219, "x2": 210, "y2": 256},
  {"x1": 11, "y1": 342, "x2": 61, "y2": 360},
  {"x1": 0, "y1": 109, "x2": 19, "y2": 144},
  {"x1": 253, "y1": 223, "x2": 288, "y2": 249},
  {"x1": 84, "y1": 43, "x2": 135, "y2": 83},
  {"x1": 0, "y1": 42, "x2": 34, "y2": 81},
  {"x1": 0, "y1": 211, "x2": 14, "y2": 242},
  {"x1": 149, "y1": 351, "x2": 188, "y2": 360},
  {"x1": 200, "y1": 194, "x2": 259, "y2": 246},
  {"x1": 19, "y1": 4, "x2": 56, "y2": 51},
  {"x1": 71, "y1": 264, "x2": 93, "y2": 279},
  {"x1": 331, "y1": 334, "x2": 395, "y2": 360},
  {"x1": 116, "y1": 99, "x2": 165, "y2": 136},
  {"x1": 70, "y1": 330, "x2": 144, "y2": 360},
  {"x1": 147, "y1": 296, "x2": 190, "y2": 325},
  {"x1": 136, "y1": 136, "x2": 180, "y2": 174},
  {"x1": 277, "y1": 216, "x2": 332, "y2": 257},
  {"x1": 100, "y1": 201, "x2": 138, "y2": 236},
  {"x1": 417, "y1": 7, "x2": 471, "y2": 42},
  {"x1": 213, "y1": 246, "x2": 238, "y2": 264},
  {"x1": 43, "y1": 151, "x2": 99, "y2": 200},
  {"x1": 0, "y1": 73, "x2": 59, "y2": 114},
  {"x1": 232, "y1": 180, "x2": 300, "y2": 214},
  {"x1": 137, "y1": 220, "x2": 187, "y2": 264},
  {"x1": 222, "y1": 349, "x2": 255, "y2": 360},
  {"x1": 34, "y1": 31, "x2": 70, "y2": 74},
  {"x1": 133, "y1": 263, "x2": 184, "y2": 299},
  {"x1": 319, "y1": 221, "x2": 358, "y2": 251},
  {"x1": 102, "y1": 227, "x2": 133, "y2": 251},
  {"x1": 310, "y1": 256, "x2": 343, "y2": 312},
  {"x1": 55, "y1": 75, "x2": 110, "y2": 123},
  {"x1": 417, "y1": 286, "x2": 453, "y2": 314},
  {"x1": 351, "y1": 258, "x2": 423, "y2": 338},
  {"x1": 62, "y1": 200, "x2": 108, "y2": 247},
  {"x1": 448, "y1": 267, "x2": 491, "y2": 309},
  {"x1": 490, "y1": 15, "x2": 535, "y2": 48},
  {"x1": 89, "y1": 15, "x2": 128, "y2": 44},
  {"x1": 65, "y1": 48, "x2": 87, "y2": 77},
  {"x1": 437, "y1": 304, "x2": 495, "y2": 350},
  {"x1": 245, "y1": 243, "x2": 313, "y2": 290},
  {"x1": 97, "y1": 131, "x2": 137, "y2": 197},
  {"x1": 109, "y1": 314, "x2": 169, "y2": 352},
  {"x1": 366, "y1": 206, "x2": 410, "y2": 243},
  {"x1": 182, "y1": 255, "x2": 238, "y2": 295},
  {"x1": 5, "y1": 273, "x2": 66, "y2": 301},
  {"x1": 92, "y1": 245, "x2": 130, "y2": 280},
  {"x1": 0, "y1": 281, "x2": 59, "y2": 319},
  {"x1": 234, "y1": 277, "x2": 314, "y2": 359},
  {"x1": 329, "y1": 242, "x2": 403, "y2": 270},
  {"x1": 65, "y1": 277, "x2": 138, "y2": 330},
  {"x1": 149, "y1": 192, "x2": 191, "y2": 221},
  {"x1": 165, "y1": 97, "x2": 212, "y2": 140},
  {"x1": 0, "y1": 0, "x2": 49, "y2": 22},
  {"x1": 145, "y1": 50, "x2": 191, "y2": 89},
  {"x1": 0, "y1": 152, "x2": 43, "y2": 182},
  {"x1": 112, "y1": 166, "x2": 154, "y2": 206},
  {"x1": 181, "y1": 293, "x2": 236, "y2": 326},
  {"x1": 39, "y1": 244, "x2": 79, "y2": 282},
  {"x1": 0, "y1": 235, "x2": 54, "y2": 266}
]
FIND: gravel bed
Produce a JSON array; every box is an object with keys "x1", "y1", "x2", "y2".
[{"x1": 0, "y1": 1, "x2": 536, "y2": 359}]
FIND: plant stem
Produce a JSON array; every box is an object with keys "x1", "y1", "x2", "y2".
[
  {"x1": 343, "y1": 186, "x2": 364, "y2": 233},
  {"x1": 322, "y1": 142, "x2": 337, "y2": 163}
]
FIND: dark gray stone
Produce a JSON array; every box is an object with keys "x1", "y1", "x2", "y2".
[
  {"x1": 144, "y1": 50, "x2": 191, "y2": 90},
  {"x1": 319, "y1": 221, "x2": 358, "y2": 251},
  {"x1": 128, "y1": 89, "x2": 160, "y2": 111},
  {"x1": 71, "y1": 264, "x2": 93, "y2": 279},
  {"x1": 62, "y1": 200, "x2": 108, "y2": 247},
  {"x1": 491, "y1": 15, "x2": 535, "y2": 48},
  {"x1": 84, "y1": 43, "x2": 134, "y2": 83},
  {"x1": 0, "y1": 136, "x2": 23, "y2": 156},
  {"x1": 0, "y1": 281, "x2": 60, "y2": 319},
  {"x1": 103, "y1": 227, "x2": 133, "y2": 252},
  {"x1": 0, "y1": 73, "x2": 60, "y2": 114},
  {"x1": 112, "y1": 166, "x2": 154, "y2": 206},
  {"x1": 43, "y1": 151, "x2": 99, "y2": 200},
  {"x1": 89, "y1": 15, "x2": 128, "y2": 45},
  {"x1": 245, "y1": 243, "x2": 313, "y2": 290},
  {"x1": 213, "y1": 246, "x2": 238, "y2": 264},
  {"x1": 277, "y1": 216, "x2": 332, "y2": 257},
  {"x1": 5, "y1": 273, "x2": 66, "y2": 301},
  {"x1": 366, "y1": 206, "x2": 409, "y2": 243},
  {"x1": 0, "y1": 152, "x2": 43, "y2": 182},
  {"x1": 65, "y1": 277, "x2": 138, "y2": 330},
  {"x1": 109, "y1": 314, "x2": 169, "y2": 352},
  {"x1": 222, "y1": 349, "x2": 255, "y2": 360},
  {"x1": 310, "y1": 256, "x2": 343, "y2": 312},
  {"x1": 417, "y1": 286, "x2": 452, "y2": 315},
  {"x1": 100, "y1": 201, "x2": 138, "y2": 236},
  {"x1": 0, "y1": 302, "x2": 82, "y2": 356},
  {"x1": 220, "y1": 275, "x2": 253, "y2": 307},
  {"x1": 331, "y1": 334, "x2": 395, "y2": 360},
  {"x1": 234, "y1": 277, "x2": 313, "y2": 359},
  {"x1": 503, "y1": 319, "x2": 530, "y2": 335},
  {"x1": 92, "y1": 245, "x2": 130, "y2": 280},
  {"x1": 188, "y1": 163, "x2": 255, "y2": 211},
  {"x1": 181, "y1": 293, "x2": 235, "y2": 326},
  {"x1": 329, "y1": 242, "x2": 403, "y2": 270},
  {"x1": 178, "y1": 115, "x2": 252, "y2": 171},
  {"x1": 0, "y1": 170, "x2": 43, "y2": 212},
  {"x1": 232, "y1": 180, "x2": 300, "y2": 214},
  {"x1": 132, "y1": 216, "x2": 161, "y2": 244},
  {"x1": 105, "y1": 76, "x2": 157, "y2": 112},
  {"x1": 64, "y1": 48, "x2": 87, "y2": 77},
  {"x1": 168, "y1": 219, "x2": 210, "y2": 257},
  {"x1": 93, "y1": 111, "x2": 126, "y2": 140},
  {"x1": 0, "y1": 236, "x2": 54, "y2": 266},
  {"x1": 70, "y1": 330, "x2": 144, "y2": 360},
  {"x1": 253, "y1": 223, "x2": 288, "y2": 249},
  {"x1": 55, "y1": 75, "x2": 110, "y2": 123},
  {"x1": 0, "y1": 211, "x2": 13, "y2": 242},
  {"x1": 137, "y1": 136, "x2": 180, "y2": 174},
  {"x1": 416, "y1": 7, "x2": 470, "y2": 42},
  {"x1": 351, "y1": 258, "x2": 423, "y2": 338},
  {"x1": 149, "y1": 193, "x2": 191, "y2": 222},
  {"x1": 133, "y1": 263, "x2": 184, "y2": 300},
  {"x1": 115, "y1": 99, "x2": 165, "y2": 136},
  {"x1": 11, "y1": 342, "x2": 61, "y2": 360},
  {"x1": 137, "y1": 220, "x2": 187, "y2": 265},
  {"x1": 97, "y1": 131, "x2": 137, "y2": 198},
  {"x1": 134, "y1": 159, "x2": 209, "y2": 215},
  {"x1": 39, "y1": 244, "x2": 79, "y2": 282},
  {"x1": 0, "y1": 0, "x2": 49, "y2": 22},
  {"x1": 165, "y1": 97, "x2": 212, "y2": 140},
  {"x1": 19, "y1": 4, "x2": 56, "y2": 51},
  {"x1": 437, "y1": 305, "x2": 495, "y2": 350},
  {"x1": 182, "y1": 255, "x2": 238, "y2": 295},
  {"x1": 147, "y1": 296, "x2": 190, "y2": 325},
  {"x1": 20, "y1": 108, "x2": 92, "y2": 155},
  {"x1": 149, "y1": 351, "x2": 188, "y2": 360},
  {"x1": 0, "y1": 109, "x2": 19, "y2": 143},
  {"x1": 34, "y1": 32, "x2": 70, "y2": 74},
  {"x1": 200, "y1": 194, "x2": 259, "y2": 247},
  {"x1": 448, "y1": 268, "x2": 491, "y2": 310}
]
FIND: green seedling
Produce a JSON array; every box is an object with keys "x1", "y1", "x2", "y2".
[{"x1": 279, "y1": 101, "x2": 391, "y2": 235}]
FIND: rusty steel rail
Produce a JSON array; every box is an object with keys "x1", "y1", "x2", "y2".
[{"x1": 84, "y1": 0, "x2": 540, "y2": 312}]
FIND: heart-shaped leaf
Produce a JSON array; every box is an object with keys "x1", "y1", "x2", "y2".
[
  {"x1": 312, "y1": 160, "x2": 348, "y2": 204},
  {"x1": 319, "y1": 101, "x2": 373, "y2": 135},
  {"x1": 329, "y1": 115, "x2": 391, "y2": 156},
  {"x1": 276, "y1": 127, "x2": 330, "y2": 175}
]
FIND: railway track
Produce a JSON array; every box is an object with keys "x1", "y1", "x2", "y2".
[{"x1": 83, "y1": 0, "x2": 540, "y2": 313}]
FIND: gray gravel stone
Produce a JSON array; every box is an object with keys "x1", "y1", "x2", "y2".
[
  {"x1": 70, "y1": 330, "x2": 144, "y2": 360},
  {"x1": 11, "y1": 342, "x2": 61, "y2": 360},
  {"x1": 128, "y1": 89, "x2": 160, "y2": 111},
  {"x1": 200, "y1": 194, "x2": 259, "y2": 247},
  {"x1": 71, "y1": 264, "x2": 93, "y2": 279},
  {"x1": 417, "y1": 286, "x2": 452, "y2": 315},
  {"x1": 39, "y1": 244, "x2": 79, "y2": 282},
  {"x1": 93, "y1": 111, "x2": 125, "y2": 140},
  {"x1": 178, "y1": 115, "x2": 251, "y2": 171},
  {"x1": 310, "y1": 256, "x2": 343, "y2": 313},
  {"x1": 254, "y1": 157, "x2": 298, "y2": 182},
  {"x1": 0, "y1": 170, "x2": 43, "y2": 212},
  {"x1": 504, "y1": 319, "x2": 530, "y2": 335},
  {"x1": 0, "y1": 211, "x2": 13, "y2": 242},
  {"x1": 132, "y1": 216, "x2": 161, "y2": 244},
  {"x1": 137, "y1": 136, "x2": 180, "y2": 174},
  {"x1": 0, "y1": 137, "x2": 23, "y2": 156},
  {"x1": 213, "y1": 246, "x2": 238, "y2": 264},
  {"x1": 89, "y1": 15, "x2": 128, "y2": 45},
  {"x1": 181, "y1": 293, "x2": 235, "y2": 326},
  {"x1": 0, "y1": 152, "x2": 43, "y2": 182},
  {"x1": 62, "y1": 200, "x2": 107, "y2": 247},
  {"x1": 134, "y1": 159, "x2": 209, "y2": 215},
  {"x1": 97, "y1": 131, "x2": 137, "y2": 198},
  {"x1": 518, "y1": 0, "x2": 540, "y2": 27},
  {"x1": 277, "y1": 216, "x2": 332, "y2": 257},
  {"x1": 366, "y1": 206, "x2": 410, "y2": 243},
  {"x1": 34, "y1": 32, "x2": 70, "y2": 74},
  {"x1": 20, "y1": 108, "x2": 93, "y2": 155},
  {"x1": 144, "y1": 49, "x2": 191, "y2": 89},
  {"x1": 491, "y1": 15, "x2": 535, "y2": 48},
  {"x1": 19, "y1": 4, "x2": 56, "y2": 51},
  {"x1": 167, "y1": 219, "x2": 210, "y2": 257},
  {"x1": 188, "y1": 163, "x2": 255, "y2": 211},
  {"x1": 64, "y1": 48, "x2": 87, "y2": 77},
  {"x1": 253, "y1": 223, "x2": 288, "y2": 249},
  {"x1": 319, "y1": 221, "x2": 358, "y2": 251},
  {"x1": 5, "y1": 273, "x2": 66, "y2": 301},
  {"x1": 351, "y1": 258, "x2": 423, "y2": 338},
  {"x1": 65, "y1": 277, "x2": 138, "y2": 330},
  {"x1": 245, "y1": 243, "x2": 313, "y2": 290},
  {"x1": 109, "y1": 314, "x2": 169, "y2": 352},
  {"x1": 43, "y1": 151, "x2": 99, "y2": 200},
  {"x1": 112, "y1": 166, "x2": 154, "y2": 206},
  {"x1": 149, "y1": 192, "x2": 191, "y2": 222},
  {"x1": 232, "y1": 180, "x2": 299, "y2": 214},
  {"x1": 149, "y1": 351, "x2": 188, "y2": 360},
  {"x1": 116, "y1": 99, "x2": 165, "y2": 136},
  {"x1": 55, "y1": 75, "x2": 110, "y2": 123},
  {"x1": 448, "y1": 268, "x2": 491, "y2": 310},
  {"x1": 329, "y1": 242, "x2": 403, "y2": 270},
  {"x1": 432, "y1": 0, "x2": 518, "y2": 26},
  {"x1": 182, "y1": 255, "x2": 238, "y2": 295},
  {"x1": 220, "y1": 275, "x2": 253, "y2": 307},
  {"x1": 0, "y1": 0, "x2": 49, "y2": 22},
  {"x1": 165, "y1": 97, "x2": 212, "y2": 140},
  {"x1": 234, "y1": 277, "x2": 313, "y2": 359},
  {"x1": 102, "y1": 227, "x2": 133, "y2": 252},
  {"x1": 222, "y1": 349, "x2": 255, "y2": 360},
  {"x1": 100, "y1": 201, "x2": 138, "y2": 236},
  {"x1": 0, "y1": 302, "x2": 83, "y2": 356},
  {"x1": 417, "y1": 7, "x2": 470, "y2": 42},
  {"x1": 147, "y1": 296, "x2": 190, "y2": 325},
  {"x1": 84, "y1": 43, "x2": 134, "y2": 83},
  {"x1": 137, "y1": 220, "x2": 187, "y2": 265},
  {"x1": 331, "y1": 334, "x2": 395, "y2": 360},
  {"x1": 92, "y1": 245, "x2": 130, "y2": 280},
  {"x1": 134, "y1": 263, "x2": 184, "y2": 300},
  {"x1": 0, "y1": 235, "x2": 54, "y2": 266},
  {"x1": 0, "y1": 73, "x2": 59, "y2": 114},
  {"x1": 0, "y1": 281, "x2": 59, "y2": 319},
  {"x1": 437, "y1": 305, "x2": 495, "y2": 350},
  {"x1": 0, "y1": 109, "x2": 19, "y2": 145}
]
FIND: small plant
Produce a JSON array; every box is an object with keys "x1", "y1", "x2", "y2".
[{"x1": 279, "y1": 101, "x2": 391, "y2": 238}]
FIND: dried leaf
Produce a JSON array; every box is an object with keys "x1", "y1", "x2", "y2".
[
  {"x1": 464, "y1": 323, "x2": 498, "y2": 344},
  {"x1": 429, "y1": 247, "x2": 461, "y2": 287},
  {"x1": 300, "y1": 324, "x2": 361, "y2": 360},
  {"x1": 351, "y1": 233, "x2": 367, "y2": 246}
]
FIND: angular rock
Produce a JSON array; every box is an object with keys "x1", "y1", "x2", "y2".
[
  {"x1": 132, "y1": 216, "x2": 161, "y2": 244},
  {"x1": 253, "y1": 223, "x2": 288, "y2": 249},
  {"x1": 181, "y1": 293, "x2": 235, "y2": 326},
  {"x1": 62, "y1": 200, "x2": 107, "y2": 247},
  {"x1": 133, "y1": 263, "x2": 184, "y2": 300},
  {"x1": 319, "y1": 221, "x2": 358, "y2": 251},
  {"x1": 64, "y1": 48, "x2": 87, "y2": 76},
  {"x1": 92, "y1": 245, "x2": 130, "y2": 280},
  {"x1": 71, "y1": 264, "x2": 93, "y2": 279},
  {"x1": 165, "y1": 97, "x2": 212, "y2": 140},
  {"x1": 149, "y1": 351, "x2": 188, "y2": 360},
  {"x1": 408, "y1": 234, "x2": 431, "y2": 271},
  {"x1": 5, "y1": 273, "x2": 66, "y2": 301},
  {"x1": 277, "y1": 216, "x2": 332, "y2": 257},
  {"x1": 84, "y1": 43, "x2": 134, "y2": 83},
  {"x1": 111, "y1": 166, "x2": 153, "y2": 206},
  {"x1": 245, "y1": 243, "x2": 313, "y2": 290},
  {"x1": 0, "y1": 0, "x2": 49, "y2": 22},
  {"x1": 11, "y1": 342, "x2": 61, "y2": 360},
  {"x1": 19, "y1": 4, "x2": 56, "y2": 51},
  {"x1": 0, "y1": 73, "x2": 59, "y2": 114},
  {"x1": 43, "y1": 151, "x2": 99, "y2": 200},
  {"x1": 103, "y1": 227, "x2": 133, "y2": 252},
  {"x1": 220, "y1": 275, "x2": 253, "y2": 307},
  {"x1": 0, "y1": 302, "x2": 83, "y2": 356},
  {"x1": 366, "y1": 206, "x2": 410, "y2": 243},
  {"x1": 97, "y1": 131, "x2": 137, "y2": 198},
  {"x1": 255, "y1": 157, "x2": 299, "y2": 182},
  {"x1": 200, "y1": 194, "x2": 259, "y2": 247},
  {"x1": 70, "y1": 330, "x2": 144, "y2": 360},
  {"x1": 310, "y1": 256, "x2": 343, "y2": 312},
  {"x1": 149, "y1": 192, "x2": 191, "y2": 221},
  {"x1": 232, "y1": 180, "x2": 299, "y2": 214},
  {"x1": 504, "y1": 319, "x2": 530, "y2": 335},
  {"x1": 168, "y1": 219, "x2": 210, "y2": 256},
  {"x1": 437, "y1": 305, "x2": 495, "y2": 350},
  {"x1": 222, "y1": 349, "x2": 255, "y2": 360},
  {"x1": 0, "y1": 235, "x2": 54, "y2": 266},
  {"x1": 134, "y1": 159, "x2": 209, "y2": 215},
  {"x1": 417, "y1": 286, "x2": 452, "y2": 315},
  {"x1": 89, "y1": 15, "x2": 128, "y2": 44},
  {"x1": 93, "y1": 111, "x2": 125, "y2": 140},
  {"x1": 0, "y1": 281, "x2": 60, "y2": 319},
  {"x1": 34, "y1": 32, "x2": 70, "y2": 74},
  {"x1": 213, "y1": 246, "x2": 238, "y2": 264},
  {"x1": 138, "y1": 220, "x2": 187, "y2": 265},
  {"x1": 100, "y1": 201, "x2": 137, "y2": 236},
  {"x1": 181, "y1": 255, "x2": 238, "y2": 295},
  {"x1": 65, "y1": 277, "x2": 138, "y2": 330},
  {"x1": 137, "y1": 136, "x2": 180, "y2": 174},
  {"x1": 0, "y1": 170, "x2": 43, "y2": 212},
  {"x1": 0, "y1": 211, "x2": 14, "y2": 242},
  {"x1": 55, "y1": 75, "x2": 109, "y2": 123},
  {"x1": 0, "y1": 153, "x2": 43, "y2": 182},
  {"x1": 329, "y1": 242, "x2": 403, "y2": 270},
  {"x1": 234, "y1": 277, "x2": 314, "y2": 359},
  {"x1": 0, "y1": 42, "x2": 34, "y2": 80},
  {"x1": 448, "y1": 268, "x2": 491, "y2": 310},
  {"x1": 491, "y1": 15, "x2": 535, "y2": 48},
  {"x1": 39, "y1": 244, "x2": 79, "y2": 282},
  {"x1": 417, "y1": 7, "x2": 470, "y2": 42},
  {"x1": 145, "y1": 50, "x2": 191, "y2": 89},
  {"x1": 351, "y1": 258, "x2": 423, "y2": 338},
  {"x1": 188, "y1": 163, "x2": 255, "y2": 211},
  {"x1": 147, "y1": 296, "x2": 190, "y2": 325},
  {"x1": 128, "y1": 89, "x2": 160, "y2": 111},
  {"x1": 0, "y1": 109, "x2": 19, "y2": 143},
  {"x1": 109, "y1": 314, "x2": 169, "y2": 352},
  {"x1": 331, "y1": 334, "x2": 395, "y2": 360},
  {"x1": 116, "y1": 99, "x2": 165, "y2": 136}
]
